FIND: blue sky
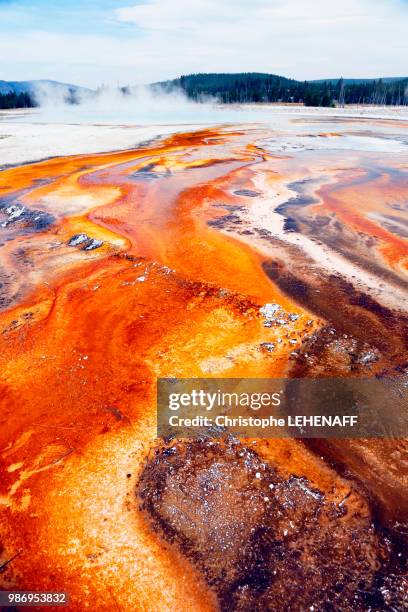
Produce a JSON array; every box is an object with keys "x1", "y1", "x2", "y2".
[
  {"x1": 0, "y1": 0, "x2": 407, "y2": 87},
  {"x1": 0, "y1": 1, "x2": 138, "y2": 36}
]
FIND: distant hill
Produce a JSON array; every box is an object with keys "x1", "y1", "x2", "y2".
[
  {"x1": 2, "y1": 74, "x2": 408, "y2": 109},
  {"x1": 0, "y1": 79, "x2": 92, "y2": 109},
  {"x1": 154, "y1": 73, "x2": 299, "y2": 103},
  {"x1": 312, "y1": 77, "x2": 407, "y2": 85},
  {"x1": 154, "y1": 72, "x2": 408, "y2": 106},
  {"x1": 0, "y1": 79, "x2": 91, "y2": 96}
]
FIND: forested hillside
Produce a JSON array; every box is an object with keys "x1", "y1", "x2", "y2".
[
  {"x1": 0, "y1": 79, "x2": 90, "y2": 109},
  {"x1": 155, "y1": 73, "x2": 408, "y2": 106},
  {"x1": 0, "y1": 91, "x2": 36, "y2": 109},
  {"x1": 2, "y1": 73, "x2": 407, "y2": 108}
]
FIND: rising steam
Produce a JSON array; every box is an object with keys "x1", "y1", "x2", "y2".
[{"x1": 31, "y1": 81, "x2": 222, "y2": 125}]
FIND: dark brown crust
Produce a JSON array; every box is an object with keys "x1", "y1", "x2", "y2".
[{"x1": 137, "y1": 438, "x2": 395, "y2": 611}]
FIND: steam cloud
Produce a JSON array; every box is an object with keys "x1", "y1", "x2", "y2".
[{"x1": 31, "y1": 81, "x2": 221, "y2": 125}]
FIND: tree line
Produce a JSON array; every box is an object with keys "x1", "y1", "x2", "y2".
[
  {"x1": 2, "y1": 74, "x2": 408, "y2": 108},
  {"x1": 0, "y1": 90, "x2": 36, "y2": 109},
  {"x1": 156, "y1": 73, "x2": 408, "y2": 107}
]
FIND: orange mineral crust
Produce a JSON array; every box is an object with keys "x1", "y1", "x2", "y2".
[{"x1": 0, "y1": 123, "x2": 407, "y2": 610}]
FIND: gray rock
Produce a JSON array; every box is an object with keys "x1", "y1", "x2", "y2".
[
  {"x1": 357, "y1": 350, "x2": 379, "y2": 365},
  {"x1": 68, "y1": 234, "x2": 104, "y2": 251},
  {"x1": 68, "y1": 233, "x2": 89, "y2": 246},
  {"x1": 260, "y1": 342, "x2": 275, "y2": 353},
  {"x1": 83, "y1": 238, "x2": 104, "y2": 251}
]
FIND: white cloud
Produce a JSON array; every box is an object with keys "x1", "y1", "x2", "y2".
[
  {"x1": 115, "y1": 0, "x2": 401, "y2": 29},
  {"x1": 116, "y1": 0, "x2": 408, "y2": 81},
  {"x1": 1, "y1": 0, "x2": 407, "y2": 86},
  {"x1": 115, "y1": 0, "x2": 238, "y2": 31}
]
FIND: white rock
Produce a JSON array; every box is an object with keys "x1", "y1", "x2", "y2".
[{"x1": 260, "y1": 303, "x2": 280, "y2": 319}]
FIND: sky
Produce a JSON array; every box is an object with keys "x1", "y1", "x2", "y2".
[{"x1": 0, "y1": 0, "x2": 407, "y2": 88}]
